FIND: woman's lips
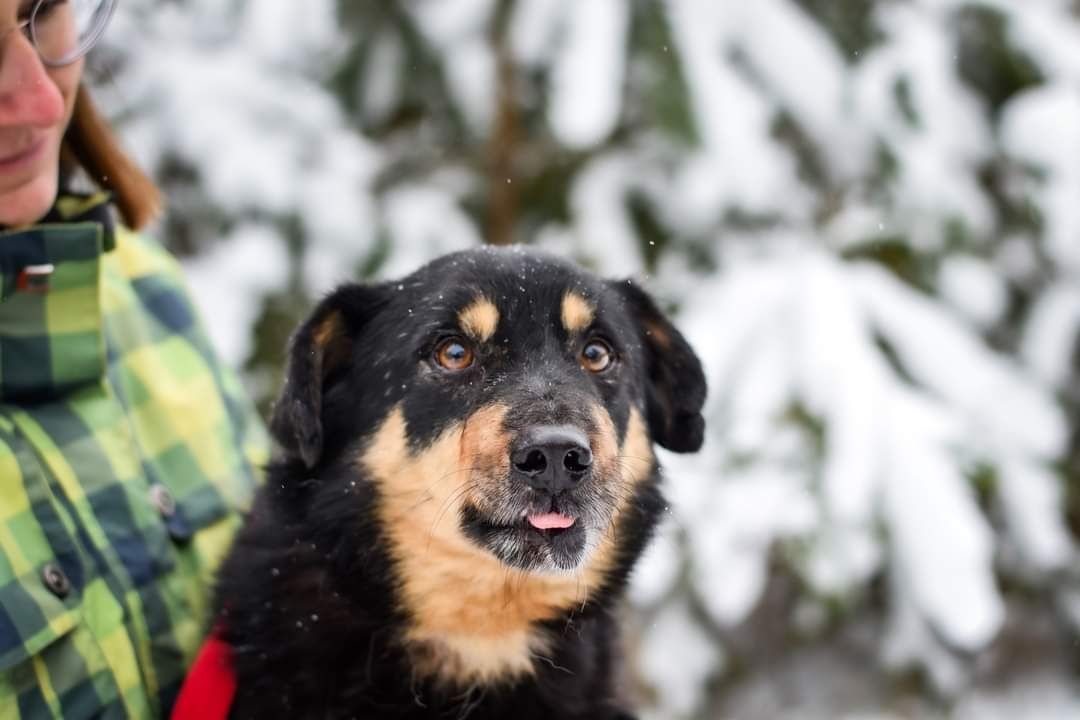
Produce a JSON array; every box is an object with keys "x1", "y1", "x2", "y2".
[{"x1": 0, "y1": 137, "x2": 45, "y2": 171}]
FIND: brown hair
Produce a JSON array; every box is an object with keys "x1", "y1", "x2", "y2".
[{"x1": 62, "y1": 84, "x2": 162, "y2": 230}]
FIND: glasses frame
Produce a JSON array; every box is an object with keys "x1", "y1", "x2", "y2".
[{"x1": 23, "y1": 0, "x2": 117, "y2": 68}]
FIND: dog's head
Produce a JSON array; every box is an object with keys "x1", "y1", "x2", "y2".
[{"x1": 270, "y1": 247, "x2": 705, "y2": 576}]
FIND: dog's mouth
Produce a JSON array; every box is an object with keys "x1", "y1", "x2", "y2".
[
  {"x1": 527, "y1": 511, "x2": 576, "y2": 531},
  {"x1": 460, "y1": 500, "x2": 592, "y2": 573}
]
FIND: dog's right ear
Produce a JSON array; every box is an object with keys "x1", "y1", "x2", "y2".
[
  {"x1": 270, "y1": 283, "x2": 389, "y2": 468},
  {"x1": 610, "y1": 279, "x2": 706, "y2": 453}
]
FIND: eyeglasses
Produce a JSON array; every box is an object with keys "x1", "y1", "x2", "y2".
[{"x1": 11, "y1": 0, "x2": 116, "y2": 68}]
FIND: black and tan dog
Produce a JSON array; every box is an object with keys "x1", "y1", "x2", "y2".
[{"x1": 213, "y1": 247, "x2": 705, "y2": 719}]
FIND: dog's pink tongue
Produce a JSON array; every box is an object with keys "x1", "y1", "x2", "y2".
[{"x1": 528, "y1": 513, "x2": 576, "y2": 530}]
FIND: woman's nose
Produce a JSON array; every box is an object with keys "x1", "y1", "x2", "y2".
[{"x1": 0, "y1": 29, "x2": 65, "y2": 127}]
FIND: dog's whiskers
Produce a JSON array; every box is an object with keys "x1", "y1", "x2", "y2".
[
  {"x1": 452, "y1": 682, "x2": 486, "y2": 720},
  {"x1": 529, "y1": 648, "x2": 572, "y2": 675},
  {"x1": 426, "y1": 480, "x2": 480, "y2": 551}
]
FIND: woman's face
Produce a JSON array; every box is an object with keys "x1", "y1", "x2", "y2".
[{"x1": 0, "y1": 0, "x2": 82, "y2": 228}]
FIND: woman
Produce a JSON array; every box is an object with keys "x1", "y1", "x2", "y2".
[{"x1": 0, "y1": 1, "x2": 267, "y2": 717}]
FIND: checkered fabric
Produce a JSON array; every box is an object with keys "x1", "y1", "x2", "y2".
[{"x1": 0, "y1": 195, "x2": 268, "y2": 718}]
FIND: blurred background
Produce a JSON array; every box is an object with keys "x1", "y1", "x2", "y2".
[{"x1": 91, "y1": 0, "x2": 1080, "y2": 717}]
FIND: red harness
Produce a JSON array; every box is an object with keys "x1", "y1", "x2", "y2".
[{"x1": 171, "y1": 633, "x2": 236, "y2": 720}]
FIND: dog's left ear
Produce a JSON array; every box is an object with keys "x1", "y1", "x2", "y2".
[
  {"x1": 611, "y1": 279, "x2": 706, "y2": 453},
  {"x1": 270, "y1": 283, "x2": 389, "y2": 468}
]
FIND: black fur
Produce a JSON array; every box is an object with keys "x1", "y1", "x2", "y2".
[{"x1": 214, "y1": 248, "x2": 706, "y2": 719}]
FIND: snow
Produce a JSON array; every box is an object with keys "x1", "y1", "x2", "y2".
[
  {"x1": 852, "y1": 3, "x2": 995, "y2": 248},
  {"x1": 443, "y1": 38, "x2": 497, "y2": 135},
  {"x1": 1021, "y1": 284, "x2": 1080, "y2": 388},
  {"x1": 738, "y1": 0, "x2": 870, "y2": 182},
  {"x1": 182, "y1": 224, "x2": 290, "y2": 367},
  {"x1": 564, "y1": 153, "x2": 648, "y2": 277},
  {"x1": 636, "y1": 243, "x2": 1070, "y2": 697},
  {"x1": 665, "y1": 0, "x2": 812, "y2": 225},
  {"x1": 955, "y1": 676, "x2": 1080, "y2": 720},
  {"x1": 883, "y1": 387, "x2": 1003, "y2": 652},
  {"x1": 297, "y1": 133, "x2": 381, "y2": 295},
  {"x1": 361, "y1": 29, "x2": 405, "y2": 127},
  {"x1": 240, "y1": 0, "x2": 342, "y2": 67},
  {"x1": 547, "y1": 0, "x2": 629, "y2": 149},
  {"x1": 409, "y1": 0, "x2": 497, "y2": 136},
  {"x1": 379, "y1": 183, "x2": 482, "y2": 279},
  {"x1": 408, "y1": 0, "x2": 493, "y2": 48},
  {"x1": 853, "y1": 264, "x2": 1066, "y2": 461},
  {"x1": 509, "y1": 0, "x2": 566, "y2": 67},
  {"x1": 997, "y1": 458, "x2": 1072, "y2": 573},
  {"x1": 938, "y1": 255, "x2": 1008, "y2": 329},
  {"x1": 627, "y1": 518, "x2": 682, "y2": 608},
  {"x1": 795, "y1": 252, "x2": 885, "y2": 525},
  {"x1": 688, "y1": 465, "x2": 817, "y2": 625},
  {"x1": 1002, "y1": 0, "x2": 1080, "y2": 87},
  {"x1": 999, "y1": 84, "x2": 1080, "y2": 275},
  {"x1": 102, "y1": 0, "x2": 381, "y2": 337},
  {"x1": 637, "y1": 600, "x2": 724, "y2": 718}
]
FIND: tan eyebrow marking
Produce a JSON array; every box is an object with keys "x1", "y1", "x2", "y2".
[
  {"x1": 561, "y1": 291, "x2": 594, "y2": 333},
  {"x1": 458, "y1": 297, "x2": 499, "y2": 342}
]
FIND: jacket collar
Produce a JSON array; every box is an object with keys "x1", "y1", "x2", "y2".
[
  {"x1": 0, "y1": 193, "x2": 115, "y2": 403},
  {"x1": 0, "y1": 193, "x2": 115, "y2": 301}
]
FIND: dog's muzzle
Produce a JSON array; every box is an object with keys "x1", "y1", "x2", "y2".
[{"x1": 511, "y1": 425, "x2": 592, "y2": 531}]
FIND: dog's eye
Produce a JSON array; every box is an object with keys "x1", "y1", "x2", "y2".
[
  {"x1": 581, "y1": 340, "x2": 613, "y2": 373},
  {"x1": 435, "y1": 338, "x2": 474, "y2": 370}
]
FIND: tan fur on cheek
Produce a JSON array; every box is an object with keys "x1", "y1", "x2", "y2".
[
  {"x1": 588, "y1": 405, "x2": 653, "y2": 502},
  {"x1": 458, "y1": 404, "x2": 512, "y2": 509},
  {"x1": 458, "y1": 297, "x2": 499, "y2": 342},
  {"x1": 359, "y1": 405, "x2": 614, "y2": 687},
  {"x1": 580, "y1": 407, "x2": 654, "y2": 580},
  {"x1": 618, "y1": 409, "x2": 655, "y2": 491},
  {"x1": 561, "y1": 292, "x2": 595, "y2": 333}
]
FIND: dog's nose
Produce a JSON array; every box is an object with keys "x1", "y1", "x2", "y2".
[{"x1": 511, "y1": 425, "x2": 593, "y2": 493}]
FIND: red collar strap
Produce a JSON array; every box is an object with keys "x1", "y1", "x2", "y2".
[{"x1": 171, "y1": 631, "x2": 236, "y2": 720}]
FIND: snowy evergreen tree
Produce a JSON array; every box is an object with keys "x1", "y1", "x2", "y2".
[{"x1": 98, "y1": 0, "x2": 1080, "y2": 716}]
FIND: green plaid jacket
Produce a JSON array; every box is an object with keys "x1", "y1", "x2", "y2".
[{"x1": 0, "y1": 195, "x2": 268, "y2": 718}]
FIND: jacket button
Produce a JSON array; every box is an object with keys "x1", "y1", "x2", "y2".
[
  {"x1": 149, "y1": 485, "x2": 176, "y2": 518},
  {"x1": 42, "y1": 564, "x2": 71, "y2": 599}
]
